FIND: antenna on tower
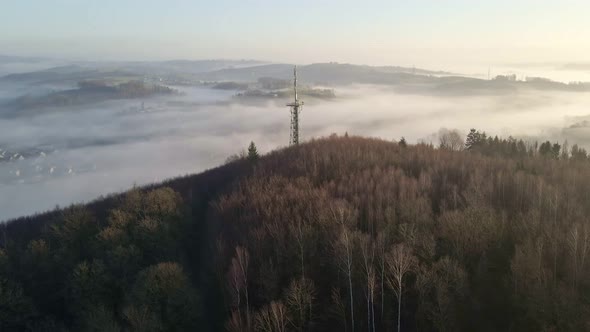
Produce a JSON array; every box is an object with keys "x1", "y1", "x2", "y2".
[{"x1": 287, "y1": 65, "x2": 304, "y2": 145}]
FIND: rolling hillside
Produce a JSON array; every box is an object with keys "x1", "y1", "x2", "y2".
[{"x1": 1, "y1": 135, "x2": 590, "y2": 331}]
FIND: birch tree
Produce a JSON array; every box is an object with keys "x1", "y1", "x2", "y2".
[
  {"x1": 334, "y1": 227, "x2": 357, "y2": 332},
  {"x1": 568, "y1": 223, "x2": 590, "y2": 289},
  {"x1": 376, "y1": 233, "x2": 387, "y2": 322},
  {"x1": 254, "y1": 301, "x2": 289, "y2": 332},
  {"x1": 286, "y1": 277, "x2": 316, "y2": 332},
  {"x1": 235, "y1": 246, "x2": 250, "y2": 329},
  {"x1": 386, "y1": 243, "x2": 417, "y2": 332},
  {"x1": 227, "y1": 246, "x2": 250, "y2": 330},
  {"x1": 359, "y1": 234, "x2": 376, "y2": 332}
]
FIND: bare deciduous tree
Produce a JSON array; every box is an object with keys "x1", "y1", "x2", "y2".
[
  {"x1": 510, "y1": 237, "x2": 545, "y2": 295},
  {"x1": 334, "y1": 227, "x2": 357, "y2": 332},
  {"x1": 289, "y1": 219, "x2": 313, "y2": 280},
  {"x1": 331, "y1": 200, "x2": 356, "y2": 228},
  {"x1": 368, "y1": 266, "x2": 377, "y2": 332},
  {"x1": 227, "y1": 246, "x2": 250, "y2": 330},
  {"x1": 235, "y1": 246, "x2": 250, "y2": 329},
  {"x1": 386, "y1": 243, "x2": 417, "y2": 332},
  {"x1": 417, "y1": 257, "x2": 467, "y2": 332},
  {"x1": 286, "y1": 277, "x2": 316, "y2": 332},
  {"x1": 254, "y1": 301, "x2": 289, "y2": 332},
  {"x1": 228, "y1": 258, "x2": 244, "y2": 324},
  {"x1": 568, "y1": 223, "x2": 590, "y2": 289},
  {"x1": 330, "y1": 287, "x2": 348, "y2": 332},
  {"x1": 359, "y1": 234, "x2": 376, "y2": 332},
  {"x1": 438, "y1": 128, "x2": 464, "y2": 151},
  {"x1": 376, "y1": 233, "x2": 387, "y2": 321}
]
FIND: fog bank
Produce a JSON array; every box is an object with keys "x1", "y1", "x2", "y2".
[{"x1": 2, "y1": 81, "x2": 590, "y2": 221}]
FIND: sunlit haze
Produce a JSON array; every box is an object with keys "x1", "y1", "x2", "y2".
[
  {"x1": 3, "y1": 0, "x2": 590, "y2": 67},
  {"x1": 4, "y1": 2, "x2": 590, "y2": 331},
  {"x1": 3, "y1": 1, "x2": 590, "y2": 220}
]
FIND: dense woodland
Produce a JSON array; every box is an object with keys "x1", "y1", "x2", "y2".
[{"x1": 2, "y1": 131, "x2": 590, "y2": 331}]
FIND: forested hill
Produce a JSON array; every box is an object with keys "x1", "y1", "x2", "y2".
[{"x1": 2, "y1": 135, "x2": 590, "y2": 331}]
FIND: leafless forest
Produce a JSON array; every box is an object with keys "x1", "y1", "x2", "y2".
[{"x1": 2, "y1": 133, "x2": 590, "y2": 331}]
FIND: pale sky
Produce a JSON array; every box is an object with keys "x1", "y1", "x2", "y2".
[{"x1": 2, "y1": 0, "x2": 590, "y2": 66}]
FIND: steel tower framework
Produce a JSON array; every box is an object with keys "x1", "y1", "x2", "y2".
[{"x1": 287, "y1": 66, "x2": 304, "y2": 145}]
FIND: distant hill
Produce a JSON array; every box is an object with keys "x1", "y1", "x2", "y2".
[
  {"x1": 79, "y1": 59, "x2": 269, "y2": 81},
  {"x1": 2, "y1": 135, "x2": 590, "y2": 331},
  {"x1": 0, "y1": 59, "x2": 266, "y2": 84},
  {"x1": 195, "y1": 62, "x2": 590, "y2": 94},
  {"x1": 195, "y1": 62, "x2": 452, "y2": 83},
  {"x1": 142, "y1": 59, "x2": 266, "y2": 74},
  {"x1": 3, "y1": 80, "x2": 175, "y2": 115},
  {"x1": 0, "y1": 65, "x2": 140, "y2": 84},
  {"x1": 5, "y1": 60, "x2": 590, "y2": 96}
]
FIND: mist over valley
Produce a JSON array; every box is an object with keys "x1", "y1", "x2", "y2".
[
  {"x1": 6, "y1": 2, "x2": 590, "y2": 331},
  {"x1": 2, "y1": 56, "x2": 590, "y2": 220}
]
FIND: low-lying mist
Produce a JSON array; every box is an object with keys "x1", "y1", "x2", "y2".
[{"x1": 2, "y1": 83, "x2": 590, "y2": 221}]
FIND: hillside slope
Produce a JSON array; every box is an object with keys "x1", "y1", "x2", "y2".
[{"x1": 2, "y1": 136, "x2": 590, "y2": 331}]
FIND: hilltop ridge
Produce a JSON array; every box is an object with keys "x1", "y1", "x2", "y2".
[{"x1": 2, "y1": 135, "x2": 590, "y2": 331}]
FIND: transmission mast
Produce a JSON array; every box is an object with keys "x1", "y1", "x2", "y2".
[{"x1": 287, "y1": 65, "x2": 304, "y2": 145}]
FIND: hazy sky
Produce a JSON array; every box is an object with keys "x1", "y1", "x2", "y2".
[{"x1": 2, "y1": 0, "x2": 590, "y2": 66}]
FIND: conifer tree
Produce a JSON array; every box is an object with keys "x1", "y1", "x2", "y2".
[
  {"x1": 465, "y1": 129, "x2": 486, "y2": 151},
  {"x1": 247, "y1": 141, "x2": 259, "y2": 161},
  {"x1": 399, "y1": 137, "x2": 407, "y2": 148}
]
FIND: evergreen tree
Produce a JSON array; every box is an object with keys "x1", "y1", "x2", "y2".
[
  {"x1": 571, "y1": 144, "x2": 588, "y2": 161},
  {"x1": 539, "y1": 141, "x2": 553, "y2": 158},
  {"x1": 551, "y1": 142, "x2": 561, "y2": 159},
  {"x1": 465, "y1": 129, "x2": 486, "y2": 151},
  {"x1": 465, "y1": 129, "x2": 477, "y2": 150},
  {"x1": 247, "y1": 141, "x2": 259, "y2": 161},
  {"x1": 399, "y1": 137, "x2": 407, "y2": 147}
]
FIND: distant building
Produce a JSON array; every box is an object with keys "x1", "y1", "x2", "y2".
[{"x1": 494, "y1": 74, "x2": 517, "y2": 81}]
